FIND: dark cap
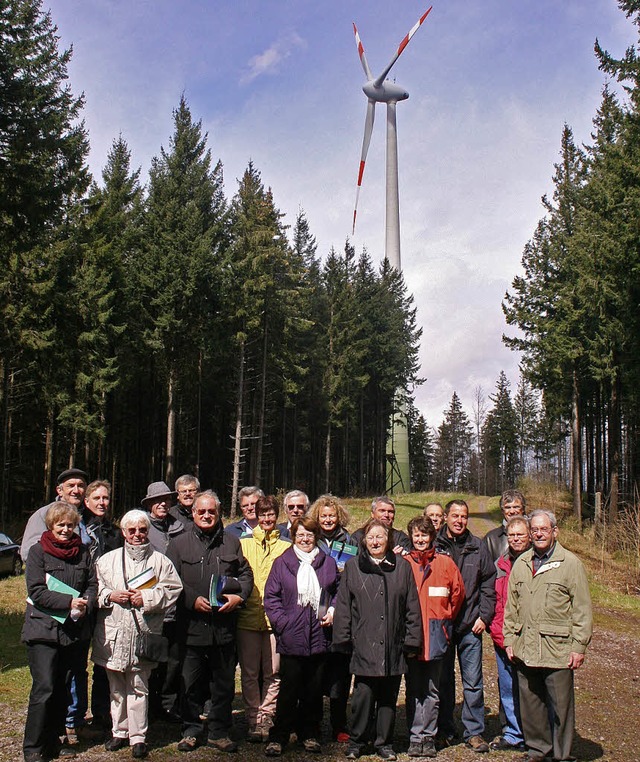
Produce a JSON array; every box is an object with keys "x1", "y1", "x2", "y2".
[{"x1": 57, "y1": 468, "x2": 89, "y2": 485}]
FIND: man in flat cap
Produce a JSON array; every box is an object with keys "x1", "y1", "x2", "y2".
[{"x1": 20, "y1": 468, "x2": 88, "y2": 561}]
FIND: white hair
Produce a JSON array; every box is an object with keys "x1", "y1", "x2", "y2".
[{"x1": 120, "y1": 509, "x2": 151, "y2": 530}]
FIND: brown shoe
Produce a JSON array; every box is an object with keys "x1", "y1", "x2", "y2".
[
  {"x1": 466, "y1": 736, "x2": 489, "y2": 753},
  {"x1": 207, "y1": 737, "x2": 238, "y2": 753}
]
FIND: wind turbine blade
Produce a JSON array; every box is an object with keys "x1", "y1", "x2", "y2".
[
  {"x1": 353, "y1": 22, "x2": 373, "y2": 80},
  {"x1": 353, "y1": 99, "x2": 376, "y2": 235},
  {"x1": 373, "y1": 6, "x2": 432, "y2": 87}
]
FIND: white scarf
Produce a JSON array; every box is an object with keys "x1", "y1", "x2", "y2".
[{"x1": 293, "y1": 545, "x2": 321, "y2": 611}]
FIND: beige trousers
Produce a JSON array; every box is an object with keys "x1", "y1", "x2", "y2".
[
  {"x1": 106, "y1": 667, "x2": 152, "y2": 745},
  {"x1": 237, "y1": 629, "x2": 280, "y2": 728}
]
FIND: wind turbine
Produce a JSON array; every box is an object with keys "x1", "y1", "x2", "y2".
[{"x1": 352, "y1": 6, "x2": 432, "y2": 270}]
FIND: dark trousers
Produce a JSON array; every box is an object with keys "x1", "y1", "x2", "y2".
[
  {"x1": 24, "y1": 641, "x2": 87, "y2": 758},
  {"x1": 269, "y1": 654, "x2": 326, "y2": 746},
  {"x1": 149, "y1": 622, "x2": 182, "y2": 716},
  {"x1": 90, "y1": 663, "x2": 111, "y2": 721},
  {"x1": 350, "y1": 674, "x2": 402, "y2": 751},
  {"x1": 180, "y1": 642, "x2": 236, "y2": 740},
  {"x1": 516, "y1": 664, "x2": 575, "y2": 761},
  {"x1": 324, "y1": 651, "x2": 352, "y2": 734}
]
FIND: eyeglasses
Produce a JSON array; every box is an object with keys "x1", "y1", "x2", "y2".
[
  {"x1": 195, "y1": 509, "x2": 217, "y2": 516},
  {"x1": 531, "y1": 527, "x2": 553, "y2": 535},
  {"x1": 178, "y1": 488, "x2": 197, "y2": 495},
  {"x1": 507, "y1": 533, "x2": 528, "y2": 539},
  {"x1": 125, "y1": 527, "x2": 148, "y2": 535}
]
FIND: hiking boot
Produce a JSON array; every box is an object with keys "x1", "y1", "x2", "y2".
[
  {"x1": 422, "y1": 739, "x2": 437, "y2": 758},
  {"x1": 247, "y1": 727, "x2": 263, "y2": 743},
  {"x1": 207, "y1": 737, "x2": 238, "y2": 753},
  {"x1": 377, "y1": 747, "x2": 397, "y2": 761},
  {"x1": 131, "y1": 743, "x2": 147, "y2": 759},
  {"x1": 265, "y1": 742, "x2": 282, "y2": 756},
  {"x1": 466, "y1": 735, "x2": 489, "y2": 753},
  {"x1": 407, "y1": 742, "x2": 423, "y2": 757},
  {"x1": 177, "y1": 736, "x2": 200, "y2": 752},
  {"x1": 105, "y1": 737, "x2": 129, "y2": 752}
]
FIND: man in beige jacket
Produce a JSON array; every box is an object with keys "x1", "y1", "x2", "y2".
[{"x1": 503, "y1": 509, "x2": 592, "y2": 762}]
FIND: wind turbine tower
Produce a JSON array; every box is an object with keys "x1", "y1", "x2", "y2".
[{"x1": 352, "y1": 7, "x2": 432, "y2": 493}]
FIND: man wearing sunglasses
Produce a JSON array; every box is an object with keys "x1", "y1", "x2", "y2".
[
  {"x1": 276, "y1": 490, "x2": 309, "y2": 540},
  {"x1": 168, "y1": 491, "x2": 253, "y2": 754}
]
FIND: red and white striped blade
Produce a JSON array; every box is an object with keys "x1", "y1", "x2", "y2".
[
  {"x1": 352, "y1": 99, "x2": 376, "y2": 235},
  {"x1": 353, "y1": 22, "x2": 373, "y2": 80},
  {"x1": 374, "y1": 6, "x2": 432, "y2": 88}
]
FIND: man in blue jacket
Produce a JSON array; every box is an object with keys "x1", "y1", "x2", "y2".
[{"x1": 435, "y1": 500, "x2": 496, "y2": 754}]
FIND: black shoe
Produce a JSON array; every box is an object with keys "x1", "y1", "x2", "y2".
[
  {"x1": 105, "y1": 737, "x2": 129, "y2": 752},
  {"x1": 58, "y1": 747, "x2": 77, "y2": 759},
  {"x1": 377, "y1": 747, "x2": 397, "y2": 761},
  {"x1": 407, "y1": 742, "x2": 423, "y2": 757},
  {"x1": 131, "y1": 743, "x2": 147, "y2": 759},
  {"x1": 24, "y1": 755, "x2": 47, "y2": 762},
  {"x1": 435, "y1": 733, "x2": 457, "y2": 750},
  {"x1": 177, "y1": 737, "x2": 199, "y2": 752},
  {"x1": 490, "y1": 736, "x2": 526, "y2": 751},
  {"x1": 345, "y1": 745, "x2": 361, "y2": 760}
]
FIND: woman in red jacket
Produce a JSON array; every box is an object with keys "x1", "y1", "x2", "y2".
[{"x1": 404, "y1": 516, "x2": 465, "y2": 759}]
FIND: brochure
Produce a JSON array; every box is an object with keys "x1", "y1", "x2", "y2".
[
  {"x1": 328, "y1": 540, "x2": 358, "y2": 571},
  {"x1": 26, "y1": 573, "x2": 80, "y2": 624},
  {"x1": 127, "y1": 567, "x2": 158, "y2": 590}
]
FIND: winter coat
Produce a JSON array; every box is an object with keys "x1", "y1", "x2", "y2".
[
  {"x1": 239, "y1": 526, "x2": 290, "y2": 631},
  {"x1": 147, "y1": 513, "x2": 184, "y2": 555},
  {"x1": 489, "y1": 552, "x2": 514, "y2": 649},
  {"x1": 22, "y1": 541, "x2": 97, "y2": 646},
  {"x1": 503, "y1": 542, "x2": 593, "y2": 669},
  {"x1": 225, "y1": 518, "x2": 255, "y2": 539},
  {"x1": 263, "y1": 546, "x2": 338, "y2": 657},
  {"x1": 332, "y1": 551, "x2": 422, "y2": 677},
  {"x1": 169, "y1": 503, "x2": 194, "y2": 529},
  {"x1": 405, "y1": 550, "x2": 465, "y2": 661},
  {"x1": 435, "y1": 528, "x2": 496, "y2": 634},
  {"x1": 166, "y1": 520, "x2": 253, "y2": 647},
  {"x1": 317, "y1": 526, "x2": 353, "y2": 557},
  {"x1": 482, "y1": 523, "x2": 508, "y2": 563},
  {"x1": 91, "y1": 544, "x2": 182, "y2": 671},
  {"x1": 79, "y1": 513, "x2": 123, "y2": 562}
]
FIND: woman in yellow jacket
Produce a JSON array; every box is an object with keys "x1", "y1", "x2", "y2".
[{"x1": 238, "y1": 495, "x2": 291, "y2": 742}]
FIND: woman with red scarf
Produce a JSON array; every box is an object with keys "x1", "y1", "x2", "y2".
[
  {"x1": 22, "y1": 502, "x2": 97, "y2": 762},
  {"x1": 404, "y1": 516, "x2": 465, "y2": 759}
]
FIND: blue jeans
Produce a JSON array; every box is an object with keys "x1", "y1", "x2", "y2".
[
  {"x1": 438, "y1": 630, "x2": 485, "y2": 740},
  {"x1": 494, "y1": 645, "x2": 524, "y2": 745},
  {"x1": 65, "y1": 642, "x2": 90, "y2": 728}
]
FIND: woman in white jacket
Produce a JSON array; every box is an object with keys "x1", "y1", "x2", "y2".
[{"x1": 92, "y1": 510, "x2": 182, "y2": 759}]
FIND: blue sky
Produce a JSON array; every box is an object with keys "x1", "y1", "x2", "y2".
[{"x1": 51, "y1": 0, "x2": 637, "y2": 428}]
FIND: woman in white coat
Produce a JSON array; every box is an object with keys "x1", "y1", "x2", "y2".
[{"x1": 92, "y1": 509, "x2": 182, "y2": 759}]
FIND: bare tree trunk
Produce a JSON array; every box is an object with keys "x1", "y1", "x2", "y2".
[
  {"x1": 44, "y1": 408, "x2": 55, "y2": 503},
  {"x1": 608, "y1": 375, "x2": 620, "y2": 523},
  {"x1": 325, "y1": 422, "x2": 331, "y2": 494},
  {"x1": 230, "y1": 340, "x2": 245, "y2": 518},
  {"x1": 195, "y1": 350, "x2": 202, "y2": 479},
  {"x1": 255, "y1": 318, "x2": 268, "y2": 486},
  {"x1": 571, "y1": 368, "x2": 582, "y2": 527},
  {"x1": 164, "y1": 366, "x2": 176, "y2": 486}
]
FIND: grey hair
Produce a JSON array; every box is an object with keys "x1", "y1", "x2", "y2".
[
  {"x1": 500, "y1": 489, "x2": 527, "y2": 510},
  {"x1": 506, "y1": 515, "x2": 530, "y2": 531},
  {"x1": 194, "y1": 490, "x2": 221, "y2": 510},
  {"x1": 283, "y1": 490, "x2": 309, "y2": 510},
  {"x1": 238, "y1": 485, "x2": 265, "y2": 503},
  {"x1": 175, "y1": 474, "x2": 200, "y2": 491},
  {"x1": 120, "y1": 509, "x2": 151, "y2": 530},
  {"x1": 528, "y1": 508, "x2": 557, "y2": 528},
  {"x1": 371, "y1": 495, "x2": 395, "y2": 512}
]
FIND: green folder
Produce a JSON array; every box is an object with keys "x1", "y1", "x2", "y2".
[{"x1": 27, "y1": 573, "x2": 80, "y2": 624}]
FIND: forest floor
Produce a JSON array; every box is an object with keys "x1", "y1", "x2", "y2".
[{"x1": 0, "y1": 494, "x2": 638, "y2": 762}]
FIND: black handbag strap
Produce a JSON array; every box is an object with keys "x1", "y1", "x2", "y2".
[{"x1": 121, "y1": 545, "x2": 143, "y2": 636}]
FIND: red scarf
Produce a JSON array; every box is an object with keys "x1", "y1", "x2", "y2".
[{"x1": 40, "y1": 530, "x2": 82, "y2": 560}]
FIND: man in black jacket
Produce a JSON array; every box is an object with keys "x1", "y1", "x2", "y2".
[
  {"x1": 482, "y1": 490, "x2": 526, "y2": 562},
  {"x1": 167, "y1": 491, "x2": 253, "y2": 753},
  {"x1": 435, "y1": 500, "x2": 496, "y2": 754}
]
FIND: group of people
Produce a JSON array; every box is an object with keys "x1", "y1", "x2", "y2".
[{"x1": 19, "y1": 472, "x2": 593, "y2": 762}]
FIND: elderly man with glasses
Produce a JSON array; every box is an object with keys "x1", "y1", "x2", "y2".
[
  {"x1": 503, "y1": 509, "x2": 592, "y2": 762},
  {"x1": 170, "y1": 475, "x2": 200, "y2": 528},
  {"x1": 167, "y1": 491, "x2": 253, "y2": 753},
  {"x1": 276, "y1": 490, "x2": 309, "y2": 540}
]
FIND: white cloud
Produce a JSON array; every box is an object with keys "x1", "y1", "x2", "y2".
[{"x1": 240, "y1": 32, "x2": 307, "y2": 85}]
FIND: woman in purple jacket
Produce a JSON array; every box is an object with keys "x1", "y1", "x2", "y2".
[{"x1": 263, "y1": 517, "x2": 338, "y2": 756}]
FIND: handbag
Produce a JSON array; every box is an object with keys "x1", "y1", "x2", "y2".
[{"x1": 121, "y1": 547, "x2": 169, "y2": 663}]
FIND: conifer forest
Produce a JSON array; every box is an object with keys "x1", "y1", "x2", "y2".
[{"x1": 3, "y1": 0, "x2": 640, "y2": 528}]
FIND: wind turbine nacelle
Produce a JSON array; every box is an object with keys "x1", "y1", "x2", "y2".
[{"x1": 363, "y1": 80, "x2": 409, "y2": 103}]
